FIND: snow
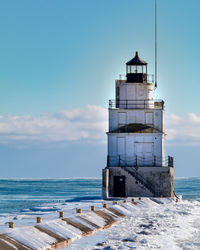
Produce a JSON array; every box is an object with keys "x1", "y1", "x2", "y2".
[
  {"x1": 109, "y1": 204, "x2": 132, "y2": 216},
  {"x1": 6, "y1": 226, "x2": 56, "y2": 249},
  {"x1": 69, "y1": 198, "x2": 200, "y2": 249},
  {"x1": 101, "y1": 208, "x2": 121, "y2": 220},
  {"x1": 1, "y1": 198, "x2": 200, "y2": 249},
  {"x1": 78, "y1": 212, "x2": 106, "y2": 228},
  {"x1": 68, "y1": 215, "x2": 98, "y2": 231},
  {"x1": 38, "y1": 219, "x2": 82, "y2": 240}
]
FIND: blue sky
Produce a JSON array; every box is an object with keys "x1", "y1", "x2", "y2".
[{"x1": 0, "y1": 0, "x2": 200, "y2": 177}]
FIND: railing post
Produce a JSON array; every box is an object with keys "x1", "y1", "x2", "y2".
[
  {"x1": 37, "y1": 217, "x2": 42, "y2": 223},
  {"x1": 116, "y1": 99, "x2": 119, "y2": 108},
  {"x1": 109, "y1": 100, "x2": 111, "y2": 108},
  {"x1": 168, "y1": 156, "x2": 174, "y2": 167},
  {"x1": 162, "y1": 100, "x2": 164, "y2": 109},
  {"x1": 136, "y1": 155, "x2": 137, "y2": 166},
  {"x1": 118, "y1": 155, "x2": 120, "y2": 166},
  {"x1": 168, "y1": 156, "x2": 172, "y2": 166},
  {"x1": 77, "y1": 208, "x2": 82, "y2": 214},
  {"x1": 154, "y1": 156, "x2": 156, "y2": 166},
  {"x1": 107, "y1": 155, "x2": 109, "y2": 167},
  {"x1": 9, "y1": 222, "x2": 14, "y2": 228},
  {"x1": 126, "y1": 99, "x2": 127, "y2": 109},
  {"x1": 59, "y1": 211, "x2": 64, "y2": 218}
]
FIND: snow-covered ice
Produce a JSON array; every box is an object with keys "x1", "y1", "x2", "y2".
[
  {"x1": 68, "y1": 198, "x2": 200, "y2": 249},
  {"x1": 1, "y1": 197, "x2": 200, "y2": 249},
  {"x1": 38, "y1": 219, "x2": 82, "y2": 240},
  {"x1": 6, "y1": 226, "x2": 56, "y2": 249}
]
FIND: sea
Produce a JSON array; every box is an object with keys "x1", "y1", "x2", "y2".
[
  {"x1": 0, "y1": 177, "x2": 199, "y2": 215},
  {"x1": 0, "y1": 178, "x2": 102, "y2": 215},
  {"x1": 0, "y1": 177, "x2": 199, "y2": 249}
]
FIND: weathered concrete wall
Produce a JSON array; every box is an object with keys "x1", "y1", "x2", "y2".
[
  {"x1": 109, "y1": 108, "x2": 164, "y2": 132},
  {"x1": 117, "y1": 81, "x2": 154, "y2": 105},
  {"x1": 102, "y1": 168, "x2": 109, "y2": 199},
  {"x1": 102, "y1": 166, "x2": 174, "y2": 200},
  {"x1": 107, "y1": 133, "x2": 165, "y2": 167}
]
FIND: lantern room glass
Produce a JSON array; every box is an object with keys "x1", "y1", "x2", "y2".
[{"x1": 127, "y1": 65, "x2": 147, "y2": 74}]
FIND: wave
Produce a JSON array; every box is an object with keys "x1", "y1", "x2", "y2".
[
  {"x1": 175, "y1": 176, "x2": 200, "y2": 180},
  {"x1": 65, "y1": 196, "x2": 102, "y2": 202},
  {"x1": 0, "y1": 177, "x2": 102, "y2": 180}
]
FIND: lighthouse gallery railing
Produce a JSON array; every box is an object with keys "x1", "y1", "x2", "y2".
[
  {"x1": 107, "y1": 155, "x2": 174, "y2": 167},
  {"x1": 118, "y1": 74, "x2": 155, "y2": 84},
  {"x1": 109, "y1": 99, "x2": 164, "y2": 109}
]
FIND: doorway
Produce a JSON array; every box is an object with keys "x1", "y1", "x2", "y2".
[
  {"x1": 113, "y1": 176, "x2": 125, "y2": 197},
  {"x1": 135, "y1": 142, "x2": 154, "y2": 166}
]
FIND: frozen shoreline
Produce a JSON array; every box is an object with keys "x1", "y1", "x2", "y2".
[
  {"x1": 0, "y1": 197, "x2": 200, "y2": 249},
  {"x1": 69, "y1": 198, "x2": 200, "y2": 249},
  {"x1": 0, "y1": 177, "x2": 200, "y2": 249}
]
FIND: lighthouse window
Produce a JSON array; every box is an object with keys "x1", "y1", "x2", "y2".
[
  {"x1": 130, "y1": 66, "x2": 136, "y2": 73},
  {"x1": 137, "y1": 66, "x2": 143, "y2": 73}
]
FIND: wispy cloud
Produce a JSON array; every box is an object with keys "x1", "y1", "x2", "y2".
[
  {"x1": 0, "y1": 106, "x2": 199, "y2": 146},
  {"x1": 0, "y1": 105, "x2": 108, "y2": 145},
  {"x1": 166, "y1": 113, "x2": 200, "y2": 146}
]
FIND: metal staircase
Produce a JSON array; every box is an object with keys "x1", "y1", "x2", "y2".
[{"x1": 120, "y1": 167, "x2": 157, "y2": 197}]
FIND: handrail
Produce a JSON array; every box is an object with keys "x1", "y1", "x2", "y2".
[
  {"x1": 120, "y1": 166, "x2": 157, "y2": 196},
  {"x1": 109, "y1": 99, "x2": 164, "y2": 109},
  {"x1": 173, "y1": 191, "x2": 180, "y2": 200},
  {"x1": 118, "y1": 74, "x2": 155, "y2": 83},
  {"x1": 107, "y1": 155, "x2": 173, "y2": 167}
]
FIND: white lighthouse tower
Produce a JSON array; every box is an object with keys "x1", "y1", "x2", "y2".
[{"x1": 102, "y1": 52, "x2": 174, "y2": 199}]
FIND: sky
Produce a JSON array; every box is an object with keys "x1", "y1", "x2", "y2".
[{"x1": 0, "y1": 0, "x2": 200, "y2": 177}]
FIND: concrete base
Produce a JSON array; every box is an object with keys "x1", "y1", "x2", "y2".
[{"x1": 102, "y1": 166, "x2": 174, "y2": 199}]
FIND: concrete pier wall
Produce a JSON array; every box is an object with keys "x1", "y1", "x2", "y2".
[{"x1": 102, "y1": 166, "x2": 174, "y2": 199}]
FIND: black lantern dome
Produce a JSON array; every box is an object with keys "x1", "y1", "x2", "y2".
[{"x1": 126, "y1": 51, "x2": 148, "y2": 83}]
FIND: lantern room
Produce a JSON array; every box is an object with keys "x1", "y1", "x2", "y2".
[{"x1": 126, "y1": 51, "x2": 147, "y2": 83}]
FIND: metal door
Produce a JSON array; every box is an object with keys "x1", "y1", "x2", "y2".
[
  {"x1": 113, "y1": 176, "x2": 125, "y2": 197},
  {"x1": 135, "y1": 142, "x2": 143, "y2": 166},
  {"x1": 144, "y1": 143, "x2": 154, "y2": 166},
  {"x1": 117, "y1": 137, "x2": 125, "y2": 166},
  {"x1": 118, "y1": 112, "x2": 126, "y2": 127},
  {"x1": 135, "y1": 142, "x2": 154, "y2": 166}
]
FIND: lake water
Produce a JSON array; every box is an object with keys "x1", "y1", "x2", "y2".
[
  {"x1": 0, "y1": 177, "x2": 200, "y2": 249},
  {"x1": 0, "y1": 177, "x2": 199, "y2": 215}
]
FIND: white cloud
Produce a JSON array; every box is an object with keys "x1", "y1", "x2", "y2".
[
  {"x1": 0, "y1": 105, "x2": 108, "y2": 145},
  {"x1": 166, "y1": 112, "x2": 200, "y2": 145},
  {"x1": 0, "y1": 105, "x2": 200, "y2": 146}
]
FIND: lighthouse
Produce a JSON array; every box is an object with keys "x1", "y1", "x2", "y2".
[{"x1": 102, "y1": 52, "x2": 174, "y2": 199}]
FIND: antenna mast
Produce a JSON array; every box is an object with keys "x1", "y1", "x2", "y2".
[{"x1": 155, "y1": 0, "x2": 158, "y2": 88}]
